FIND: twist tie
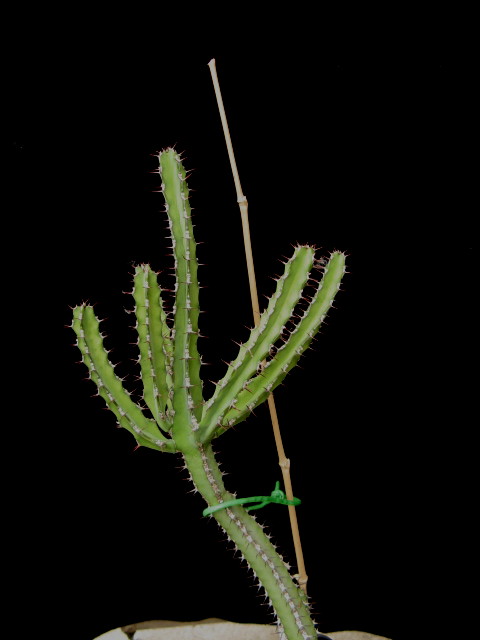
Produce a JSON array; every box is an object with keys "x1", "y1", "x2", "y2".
[{"x1": 202, "y1": 481, "x2": 301, "y2": 517}]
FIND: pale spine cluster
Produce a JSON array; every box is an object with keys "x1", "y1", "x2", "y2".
[{"x1": 71, "y1": 148, "x2": 346, "y2": 639}]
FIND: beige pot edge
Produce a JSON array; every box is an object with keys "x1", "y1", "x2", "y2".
[{"x1": 93, "y1": 617, "x2": 392, "y2": 640}]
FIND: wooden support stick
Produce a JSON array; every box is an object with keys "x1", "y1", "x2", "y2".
[{"x1": 207, "y1": 58, "x2": 308, "y2": 594}]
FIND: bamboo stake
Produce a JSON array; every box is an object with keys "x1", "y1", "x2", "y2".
[{"x1": 207, "y1": 58, "x2": 308, "y2": 594}]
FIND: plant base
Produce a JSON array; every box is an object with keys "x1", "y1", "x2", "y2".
[{"x1": 94, "y1": 618, "x2": 392, "y2": 640}]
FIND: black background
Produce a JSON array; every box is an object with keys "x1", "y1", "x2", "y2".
[{"x1": 6, "y1": 10, "x2": 473, "y2": 640}]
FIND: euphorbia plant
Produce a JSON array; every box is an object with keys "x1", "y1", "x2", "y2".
[{"x1": 71, "y1": 147, "x2": 346, "y2": 640}]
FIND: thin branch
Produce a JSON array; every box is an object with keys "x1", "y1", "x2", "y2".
[{"x1": 207, "y1": 58, "x2": 308, "y2": 594}]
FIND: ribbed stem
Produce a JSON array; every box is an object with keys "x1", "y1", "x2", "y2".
[
  {"x1": 159, "y1": 149, "x2": 203, "y2": 436},
  {"x1": 183, "y1": 443, "x2": 317, "y2": 640}
]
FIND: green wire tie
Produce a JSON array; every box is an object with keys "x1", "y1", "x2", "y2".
[{"x1": 202, "y1": 481, "x2": 301, "y2": 517}]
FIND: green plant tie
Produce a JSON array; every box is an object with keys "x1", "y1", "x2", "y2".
[{"x1": 202, "y1": 481, "x2": 301, "y2": 516}]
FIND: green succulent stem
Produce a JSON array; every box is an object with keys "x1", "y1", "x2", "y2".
[
  {"x1": 183, "y1": 443, "x2": 317, "y2": 640},
  {"x1": 71, "y1": 148, "x2": 346, "y2": 639}
]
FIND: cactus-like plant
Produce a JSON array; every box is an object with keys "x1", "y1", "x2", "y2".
[{"x1": 71, "y1": 148, "x2": 346, "y2": 640}]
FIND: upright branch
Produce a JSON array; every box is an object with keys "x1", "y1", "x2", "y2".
[{"x1": 159, "y1": 150, "x2": 203, "y2": 445}]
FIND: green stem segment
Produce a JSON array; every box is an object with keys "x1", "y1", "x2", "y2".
[
  {"x1": 160, "y1": 150, "x2": 203, "y2": 434},
  {"x1": 183, "y1": 443, "x2": 317, "y2": 640},
  {"x1": 132, "y1": 264, "x2": 174, "y2": 430}
]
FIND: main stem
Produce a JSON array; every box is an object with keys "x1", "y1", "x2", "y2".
[{"x1": 182, "y1": 443, "x2": 317, "y2": 640}]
